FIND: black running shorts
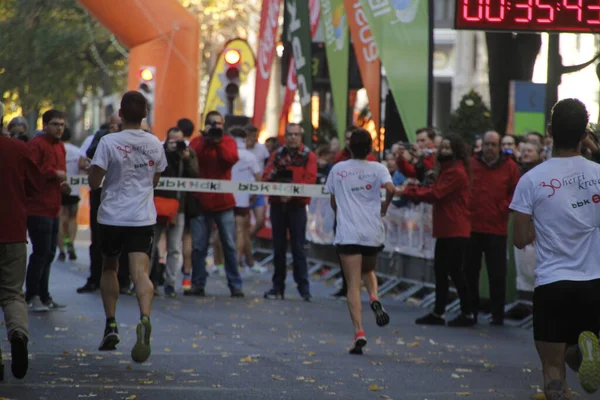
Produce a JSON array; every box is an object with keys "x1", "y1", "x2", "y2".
[
  {"x1": 533, "y1": 279, "x2": 600, "y2": 345},
  {"x1": 99, "y1": 224, "x2": 154, "y2": 258},
  {"x1": 336, "y1": 244, "x2": 384, "y2": 257}
]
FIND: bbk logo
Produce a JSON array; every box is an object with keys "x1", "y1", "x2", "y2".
[
  {"x1": 134, "y1": 162, "x2": 148, "y2": 169},
  {"x1": 571, "y1": 194, "x2": 600, "y2": 209}
]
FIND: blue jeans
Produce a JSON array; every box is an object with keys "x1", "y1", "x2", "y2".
[
  {"x1": 26, "y1": 216, "x2": 59, "y2": 302},
  {"x1": 270, "y1": 204, "x2": 310, "y2": 295},
  {"x1": 190, "y1": 209, "x2": 242, "y2": 290}
]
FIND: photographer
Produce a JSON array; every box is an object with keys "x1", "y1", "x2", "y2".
[
  {"x1": 262, "y1": 123, "x2": 317, "y2": 302},
  {"x1": 151, "y1": 127, "x2": 199, "y2": 297},
  {"x1": 395, "y1": 127, "x2": 436, "y2": 182},
  {"x1": 187, "y1": 111, "x2": 244, "y2": 298}
]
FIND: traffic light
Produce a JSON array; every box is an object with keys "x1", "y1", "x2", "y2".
[
  {"x1": 223, "y1": 49, "x2": 241, "y2": 114},
  {"x1": 138, "y1": 66, "x2": 156, "y2": 126}
]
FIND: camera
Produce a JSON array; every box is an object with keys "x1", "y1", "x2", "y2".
[
  {"x1": 274, "y1": 168, "x2": 294, "y2": 183},
  {"x1": 176, "y1": 140, "x2": 187, "y2": 152},
  {"x1": 206, "y1": 120, "x2": 223, "y2": 140}
]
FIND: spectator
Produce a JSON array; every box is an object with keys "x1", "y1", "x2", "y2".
[
  {"x1": 0, "y1": 102, "x2": 39, "y2": 380},
  {"x1": 335, "y1": 126, "x2": 377, "y2": 163},
  {"x1": 187, "y1": 111, "x2": 244, "y2": 298},
  {"x1": 519, "y1": 142, "x2": 542, "y2": 175},
  {"x1": 316, "y1": 144, "x2": 334, "y2": 185},
  {"x1": 395, "y1": 127, "x2": 436, "y2": 181},
  {"x1": 151, "y1": 127, "x2": 199, "y2": 297},
  {"x1": 501, "y1": 134, "x2": 519, "y2": 158},
  {"x1": 26, "y1": 110, "x2": 70, "y2": 312},
  {"x1": 265, "y1": 137, "x2": 280, "y2": 154},
  {"x1": 526, "y1": 131, "x2": 544, "y2": 148},
  {"x1": 8, "y1": 117, "x2": 29, "y2": 143},
  {"x1": 466, "y1": 130, "x2": 520, "y2": 326},
  {"x1": 472, "y1": 135, "x2": 482, "y2": 155},
  {"x1": 57, "y1": 127, "x2": 81, "y2": 262},
  {"x1": 401, "y1": 134, "x2": 475, "y2": 327},
  {"x1": 176, "y1": 118, "x2": 195, "y2": 145},
  {"x1": 263, "y1": 123, "x2": 317, "y2": 301}
]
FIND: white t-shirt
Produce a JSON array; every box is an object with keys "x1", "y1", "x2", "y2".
[
  {"x1": 64, "y1": 143, "x2": 81, "y2": 196},
  {"x1": 248, "y1": 142, "x2": 270, "y2": 172},
  {"x1": 326, "y1": 159, "x2": 392, "y2": 247},
  {"x1": 231, "y1": 139, "x2": 261, "y2": 208},
  {"x1": 509, "y1": 156, "x2": 600, "y2": 287},
  {"x1": 91, "y1": 129, "x2": 167, "y2": 227},
  {"x1": 79, "y1": 134, "x2": 95, "y2": 158}
]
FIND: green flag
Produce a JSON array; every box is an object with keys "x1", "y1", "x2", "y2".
[
  {"x1": 286, "y1": 0, "x2": 313, "y2": 146},
  {"x1": 360, "y1": 0, "x2": 430, "y2": 143},
  {"x1": 320, "y1": 0, "x2": 349, "y2": 143}
]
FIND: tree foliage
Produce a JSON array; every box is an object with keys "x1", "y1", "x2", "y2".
[
  {"x1": 447, "y1": 90, "x2": 494, "y2": 145},
  {"x1": 0, "y1": 0, "x2": 126, "y2": 119}
]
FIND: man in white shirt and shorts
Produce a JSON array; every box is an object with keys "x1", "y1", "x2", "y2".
[
  {"x1": 88, "y1": 91, "x2": 167, "y2": 364},
  {"x1": 511, "y1": 98, "x2": 600, "y2": 399}
]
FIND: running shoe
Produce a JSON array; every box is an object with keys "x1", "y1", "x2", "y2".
[
  {"x1": 10, "y1": 331, "x2": 28, "y2": 379},
  {"x1": 131, "y1": 317, "x2": 152, "y2": 363},
  {"x1": 98, "y1": 320, "x2": 120, "y2": 351},
  {"x1": 349, "y1": 331, "x2": 367, "y2": 355},
  {"x1": 370, "y1": 300, "x2": 390, "y2": 327},
  {"x1": 578, "y1": 331, "x2": 600, "y2": 393}
]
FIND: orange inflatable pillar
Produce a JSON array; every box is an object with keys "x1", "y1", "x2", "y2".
[{"x1": 78, "y1": 0, "x2": 199, "y2": 141}]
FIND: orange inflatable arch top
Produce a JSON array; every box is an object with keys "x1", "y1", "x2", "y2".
[{"x1": 78, "y1": 0, "x2": 200, "y2": 141}]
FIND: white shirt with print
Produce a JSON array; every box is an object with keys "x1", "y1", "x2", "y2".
[
  {"x1": 64, "y1": 142, "x2": 81, "y2": 196},
  {"x1": 249, "y1": 142, "x2": 270, "y2": 173},
  {"x1": 231, "y1": 138, "x2": 261, "y2": 208},
  {"x1": 91, "y1": 129, "x2": 167, "y2": 227},
  {"x1": 510, "y1": 156, "x2": 600, "y2": 288},
  {"x1": 326, "y1": 159, "x2": 392, "y2": 247}
]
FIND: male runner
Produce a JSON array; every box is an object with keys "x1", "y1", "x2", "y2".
[
  {"x1": 88, "y1": 91, "x2": 166, "y2": 363},
  {"x1": 511, "y1": 98, "x2": 600, "y2": 399}
]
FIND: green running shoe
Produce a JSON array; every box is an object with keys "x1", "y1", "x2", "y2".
[
  {"x1": 131, "y1": 317, "x2": 152, "y2": 363},
  {"x1": 578, "y1": 331, "x2": 600, "y2": 393}
]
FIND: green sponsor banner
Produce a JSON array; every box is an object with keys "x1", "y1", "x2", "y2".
[
  {"x1": 320, "y1": 0, "x2": 350, "y2": 142},
  {"x1": 360, "y1": 0, "x2": 430, "y2": 143},
  {"x1": 286, "y1": 0, "x2": 313, "y2": 145}
]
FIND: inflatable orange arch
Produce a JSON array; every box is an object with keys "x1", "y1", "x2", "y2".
[{"x1": 78, "y1": 0, "x2": 200, "y2": 141}]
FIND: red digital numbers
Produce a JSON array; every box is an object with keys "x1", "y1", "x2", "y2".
[
  {"x1": 535, "y1": 0, "x2": 554, "y2": 22},
  {"x1": 463, "y1": 0, "x2": 483, "y2": 21},
  {"x1": 486, "y1": 0, "x2": 506, "y2": 20},
  {"x1": 588, "y1": 0, "x2": 600, "y2": 23},
  {"x1": 515, "y1": 0, "x2": 533, "y2": 21},
  {"x1": 563, "y1": 0, "x2": 582, "y2": 21}
]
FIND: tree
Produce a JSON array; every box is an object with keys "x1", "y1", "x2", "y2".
[
  {"x1": 0, "y1": 0, "x2": 126, "y2": 125},
  {"x1": 447, "y1": 90, "x2": 494, "y2": 145}
]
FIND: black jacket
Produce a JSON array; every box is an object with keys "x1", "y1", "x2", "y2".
[{"x1": 154, "y1": 148, "x2": 199, "y2": 214}]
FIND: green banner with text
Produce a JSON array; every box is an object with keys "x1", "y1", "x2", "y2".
[
  {"x1": 320, "y1": 0, "x2": 350, "y2": 142},
  {"x1": 286, "y1": 0, "x2": 313, "y2": 145},
  {"x1": 360, "y1": 0, "x2": 430, "y2": 143}
]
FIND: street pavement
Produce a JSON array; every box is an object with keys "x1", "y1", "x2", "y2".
[{"x1": 0, "y1": 238, "x2": 587, "y2": 400}]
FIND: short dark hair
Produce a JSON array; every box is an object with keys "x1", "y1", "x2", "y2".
[
  {"x1": 204, "y1": 111, "x2": 222, "y2": 126},
  {"x1": 245, "y1": 124, "x2": 259, "y2": 135},
  {"x1": 177, "y1": 118, "x2": 195, "y2": 137},
  {"x1": 120, "y1": 91, "x2": 148, "y2": 124},
  {"x1": 42, "y1": 109, "x2": 66, "y2": 125},
  {"x1": 502, "y1": 133, "x2": 517, "y2": 145},
  {"x1": 349, "y1": 128, "x2": 372, "y2": 159},
  {"x1": 229, "y1": 125, "x2": 247, "y2": 139},
  {"x1": 61, "y1": 127, "x2": 72, "y2": 142},
  {"x1": 345, "y1": 125, "x2": 358, "y2": 136},
  {"x1": 266, "y1": 137, "x2": 279, "y2": 146},
  {"x1": 551, "y1": 98, "x2": 589, "y2": 150},
  {"x1": 416, "y1": 127, "x2": 436, "y2": 141},
  {"x1": 166, "y1": 127, "x2": 181, "y2": 139}
]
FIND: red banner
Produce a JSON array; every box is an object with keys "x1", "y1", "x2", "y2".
[
  {"x1": 252, "y1": 0, "x2": 282, "y2": 127},
  {"x1": 277, "y1": 0, "x2": 320, "y2": 139},
  {"x1": 343, "y1": 0, "x2": 381, "y2": 133}
]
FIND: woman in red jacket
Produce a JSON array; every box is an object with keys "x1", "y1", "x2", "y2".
[{"x1": 398, "y1": 134, "x2": 475, "y2": 327}]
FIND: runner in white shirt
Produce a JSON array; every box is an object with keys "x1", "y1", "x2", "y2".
[
  {"x1": 325, "y1": 128, "x2": 398, "y2": 355},
  {"x1": 510, "y1": 99, "x2": 600, "y2": 399},
  {"x1": 88, "y1": 91, "x2": 166, "y2": 364},
  {"x1": 229, "y1": 127, "x2": 264, "y2": 274},
  {"x1": 58, "y1": 128, "x2": 82, "y2": 262}
]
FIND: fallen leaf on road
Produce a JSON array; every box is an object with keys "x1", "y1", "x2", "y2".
[
  {"x1": 181, "y1": 369, "x2": 194, "y2": 373},
  {"x1": 192, "y1": 343, "x2": 200, "y2": 348},
  {"x1": 407, "y1": 342, "x2": 420, "y2": 348},
  {"x1": 272, "y1": 375, "x2": 285, "y2": 381},
  {"x1": 380, "y1": 396, "x2": 393, "y2": 400},
  {"x1": 164, "y1": 348, "x2": 171, "y2": 352},
  {"x1": 239, "y1": 356, "x2": 257, "y2": 363},
  {"x1": 62, "y1": 351, "x2": 69, "y2": 356},
  {"x1": 212, "y1": 384, "x2": 222, "y2": 388},
  {"x1": 125, "y1": 396, "x2": 137, "y2": 400},
  {"x1": 451, "y1": 374, "x2": 463, "y2": 379},
  {"x1": 529, "y1": 394, "x2": 545, "y2": 400},
  {"x1": 59, "y1": 377, "x2": 74, "y2": 382},
  {"x1": 369, "y1": 384, "x2": 382, "y2": 391},
  {"x1": 44, "y1": 334, "x2": 55, "y2": 339},
  {"x1": 307, "y1": 351, "x2": 316, "y2": 356},
  {"x1": 126, "y1": 366, "x2": 132, "y2": 371},
  {"x1": 303, "y1": 361, "x2": 313, "y2": 365},
  {"x1": 456, "y1": 368, "x2": 472, "y2": 373},
  {"x1": 456, "y1": 392, "x2": 471, "y2": 396}
]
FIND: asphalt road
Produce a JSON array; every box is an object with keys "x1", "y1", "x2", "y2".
[{"x1": 0, "y1": 238, "x2": 587, "y2": 400}]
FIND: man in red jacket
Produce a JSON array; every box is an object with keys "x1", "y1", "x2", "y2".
[
  {"x1": 187, "y1": 111, "x2": 244, "y2": 298},
  {"x1": 262, "y1": 123, "x2": 317, "y2": 301},
  {"x1": 334, "y1": 126, "x2": 377, "y2": 163},
  {"x1": 0, "y1": 107, "x2": 40, "y2": 380},
  {"x1": 26, "y1": 110, "x2": 70, "y2": 312},
  {"x1": 466, "y1": 130, "x2": 520, "y2": 326},
  {"x1": 395, "y1": 127, "x2": 437, "y2": 180}
]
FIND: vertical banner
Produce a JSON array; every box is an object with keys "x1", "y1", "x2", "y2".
[
  {"x1": 252, "y1": 0, "x2": 282, "y2": 128},
  {"x1": 344, "y1": 0, "x2": 381, "y2": 135},
  {"x1": 321, "y1": 0, "x2": 350, "y2": 143},
  {"x1": 359, "y1": 0, "x2": 430, "y2": 143},
  {"x1": 286, "y1": 0, "x2": 314, "y2": 145}
]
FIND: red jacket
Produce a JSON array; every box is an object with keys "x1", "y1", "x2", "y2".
[
  {"x1": 470, "y1": 154, "x2": 520, "y2": 235},
  {"x1": 189, "y1": 135, "x2": 239, "y2": 212},
  {"x1": 334, "y1": 149, "x2": 376, "y2": 164},
  {"x1": 263, "y1": 144, "x2": 317, "y2": 207},
  {"x1": 396, "y1": 154, "x2": 435, "y2": 178},
  {"x1": 0, "y1": 136, "x2": 41, "y2": 243},
  {"x1": 27, "y1": 134, "x2": 66, "y2": 218},
  {"x1": 402, "y1": 160, "x2": 471, "y2": 238}
]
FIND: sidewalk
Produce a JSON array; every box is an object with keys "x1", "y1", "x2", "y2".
[{"x1": 0, "y1": 241, "x2": 581, "y2": 399}]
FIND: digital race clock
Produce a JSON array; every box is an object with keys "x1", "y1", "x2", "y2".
[{"x1": 455, "y1": 0, "x2": 600, "y2": 33}]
